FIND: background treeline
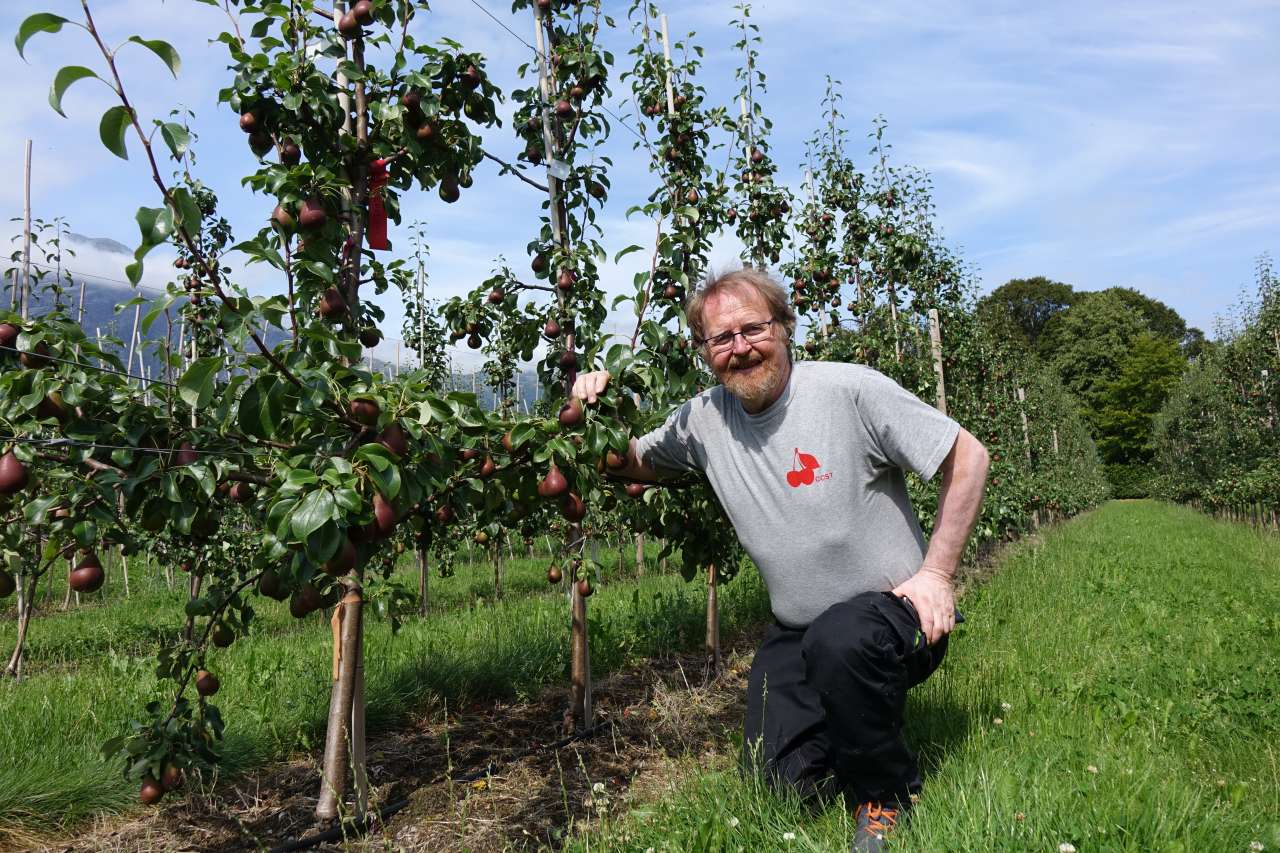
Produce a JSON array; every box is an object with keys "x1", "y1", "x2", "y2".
[{"x1": 974, "y1": 275, "x2": 1204, "y2": 498}]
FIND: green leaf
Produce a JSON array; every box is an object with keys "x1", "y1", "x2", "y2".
[
  {"x1": 127, "y1": 36, "x2": 180, "y2": 77},
  {"x1": 15, "y1": 13, "x2": 69, "y2": 58},
  {"x1": 613, "y1": 244, "x2": 644, "y2": 264},
  {"x1": 178, "y1": 356, "x2": 222, "y2": 409},
  {"x1": 127, "y1": 206, "x2": 173, "y2": 285},
  {"x1": 159, "y1": 122, "x2": 191, "y2": 161},
  {"x1": 99, "y1": 104, "x2": 133, "y2": 160},
  {"x1": 48, "y1": 65, "x2": 97, "y2": 117},
  {"x1": 291, "y1": 489, "x2": 336, "y2": 540}
]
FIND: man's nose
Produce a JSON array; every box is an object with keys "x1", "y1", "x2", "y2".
[{"x1": 729, "y1": 331, "x2": 752, "y2": 355}]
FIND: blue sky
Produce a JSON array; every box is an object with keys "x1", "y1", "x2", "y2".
[{"x1": 4, "y1": 0, "x2": 1277, "y2": 366}]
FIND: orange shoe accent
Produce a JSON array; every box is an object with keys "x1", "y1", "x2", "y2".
[{"x1": 856, "y1": 802, "x2": 900, "y2": 836}]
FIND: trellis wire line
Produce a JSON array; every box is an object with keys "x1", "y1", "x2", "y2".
[
  {"x1": 0, "y1": 344, "x2": 178, "y2": 388},
  {"x1": 21, "y1": 260, "x2": 169, "y2": 295},
  {"x1": 1, "y1": 434, "x2": 257, "y2": 457}
]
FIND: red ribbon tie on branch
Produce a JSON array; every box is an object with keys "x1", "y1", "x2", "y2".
[{"x1": 367, "y1": 158, "x2": 389, "y2": 251}]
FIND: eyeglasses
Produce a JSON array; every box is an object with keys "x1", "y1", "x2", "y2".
[{"x1": 695, "y1": 319, "x2": 777, "y2": 353}]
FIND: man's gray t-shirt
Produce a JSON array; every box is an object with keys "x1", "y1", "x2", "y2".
[{"x1": 636, "y1": 361, "x2": 959, "y2": 628}]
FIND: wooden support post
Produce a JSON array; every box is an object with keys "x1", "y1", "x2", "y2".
[
  {"x1": 928, "y1": 308, "x2": 947, "y2": 416},
  {"x1": 704, "y1": 563, "x2": 721, "y2": 682},
  {"x1": 21, "y1": 140, "x2": 32, "y2": 321},
  {"x1": 569, "y1": 578, "x2": 592, "y2": 731},
  {"x1": 1017, "y1": 387, "x2": 1031, "y2": 462},
  {"x1": 417, "y1": 547, "x2": 429, "y2": 616},
  {"x1": 1051, "y1": 427, "x2": 1059, "y2": 456}
]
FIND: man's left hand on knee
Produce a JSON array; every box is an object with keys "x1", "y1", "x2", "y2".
[{"x1": 891, "y1": 566, "x2": 955, "y2": 646}]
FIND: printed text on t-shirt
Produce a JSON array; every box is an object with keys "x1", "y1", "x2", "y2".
[{"x1": 786, "y1": 448, "x2": 832, "y2": 487}]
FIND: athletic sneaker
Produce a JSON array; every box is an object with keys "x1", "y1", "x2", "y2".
[{"x1": 852, "y1": 802, "x2": 900, "y2": 852}]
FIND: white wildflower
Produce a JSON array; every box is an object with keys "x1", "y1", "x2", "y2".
[
  {"x1": 727, "y1": 816, "x2": 740, "y2": 828},
  {"x1": 1248, "y1": 843, "x2": 1264, "y2": 852},
  {"x1": 592, "y1": 781, "x2": 606, "y2": 794},
  {"x1": 993, "y1": 717, "x2": 1004, "y2": 726},
  {"x1": 783, "y1": 831, "x2": 796, "y2": 841},
  {"x1": 1059, "y1": 844, "x2": 1077, "y2": 853},
  {"x1": 1001, "y1": 701, "x2": 1012, "y2": 711},
  {"x1": 1087, "y1": 765, "x2": 1098, "y2": 774}
]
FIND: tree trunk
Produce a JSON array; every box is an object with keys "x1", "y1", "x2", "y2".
[
  {"x1": 704, "y1": 563, "x2": 722, "y2": 683},
  {"x1": 634, "y1": 533, "x2": 645, "y2": 575},
  {"x1": 183, "y1": 572, "x2": 204, "y2": 644},
  {"x1": 316, "y1": 586, "x2": 364, "y2": 821},
  {"x1": 493, "y1": 545, "x2": 503, "y2": 600},
  {"x1": 568, "y1": 569, "x2": 592, "y2": 732},
  {"x1": 5, "y1": 571, "x2": 37, "y2": 680},
  {"x1": 417, "y1": 547, "x2": 429, "y2": 616}
]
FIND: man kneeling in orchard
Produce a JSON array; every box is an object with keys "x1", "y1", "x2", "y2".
[{"x1": 572, "y1": 268, "x2": 990, "y2": 852}]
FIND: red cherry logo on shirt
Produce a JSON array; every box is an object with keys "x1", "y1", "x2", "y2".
[{"x1": 786, "y1": 448, "x2": 821, "y2": 488}]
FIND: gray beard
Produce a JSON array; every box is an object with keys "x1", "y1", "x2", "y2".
[{"x1": 720, "y1": 356, "x2": 785, "y2": 409}]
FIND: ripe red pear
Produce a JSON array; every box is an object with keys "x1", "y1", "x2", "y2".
[
  {"x1": 69, "y1": 554, "x2": 104, "y2": 593},
  {"x1": 625, "y1": 482, "x2": 646, "y2": 498},
  {"x1": 371, "y1": 493, "x2": 397, "y2": 538},
  {"x1": 290, "y1": 584, "x2": 323, "y2": 618},
  {"x1": 0, "y1": 452, "x2": 30, "y2": 494},
  {"x1": 349, "y1": 398, "x2": 380, "y2": 426},
  {"x1": 606, "y1": 450, "x2": 627, "y2": 470},
  {"x1": 317, "y1": 287, "x2": 347, "y2": 320},
  {"x1": 434, "y1": 504, "x2": 454, "y2": 525},
  {"x1": 555, "y1": 99, "x2": 574, "y2": 118},
  {"x1": 257, "y1": 568, "x2": 287, "y2": 601},
  {"x1": 195, "y1": 669, "x2": 220, "y2": 696},
  {"x1": 487, "y1": 287, "x2": 505, "y2": 304},
  {"x1": 176, "y1": 441, "x2": 198, "y2": 466},
  {"x1": 279, "y1": 138, "x2": 301, "y2": 165},
  {"x1": 338, "y1": 10, "x2": 360, "y2": 37},
  {"x1": 561, "y1": 491, "x2": 586, "y2": 522},
  {"x1": 140, "y1": 776, "x2": 165, "y2": 806},
  {"x1": 479, "y1": 455, "x2": 497, "y2": 478},
  {"x1": 19, "y1": 341, "x2": 51, "y2": 368},
  {"x1": 501, "y1": 431, "x2": 515, "y2": 453},
  {"x1": 298, "y1": 198, "x2": 327, "y2": 230},
  {"x1": 0, "y1": 323, "x2": 19, "y2": 349},
  {"x1": 558, "y1": 350, "x2": 578, "y2": 371},
  {"x1": 271, "y1": 204, "x2": 296, "y2": 232},
  {"x1": 460, "y1": 65, "x2": 482, "y2": 90},
  {"x1": 229, "y1": 482, "x2": 255, "y2": 504},
  {"x1": 210, "y1": 622, "x2": 235, "y2": 648},
  {"x1": 359, "y1": 327, "x2": 382, "y2": 348},
  {"x1": 576, "y1": 577, "x2": 592, "y2": 597},
  {"x1": 547, "y1": 564, "x2": 562, "y2": 584},
  {"x1": 558, "y1": 399, "x2": 583, "y2": 428},
  {"x1": 378, "y1": 422, "x2": 408, "y2": 457},
  {"x1": 160, "y1": 764, "x2": 183, "y2": 792},
  {"x1": 557, "y1": 268, "x2": 576, "y2": 291},
  {"x1": 538, "y1": 463, "x2": 568, "y2": 499},
  {"x1": 351, "y1": 0, "x2": 374, "y2": 24},
  {"x1": 543, "y1": 318, "x2": 561, "y2": 338},
  {"x1": 322, "y1": 537, "x2": 358, "y2": 576},
  {"x1": 239, "y1": 111, "x2": 258, "y2": 133}
]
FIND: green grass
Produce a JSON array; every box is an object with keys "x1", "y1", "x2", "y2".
[
  {"x1": 573, "y1": 501, "x2": 1280, "y2": 852},
  {"x1": 0, "y1": 540, "x2": 772, "y2": 839}
]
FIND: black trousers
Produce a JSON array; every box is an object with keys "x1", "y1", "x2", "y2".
[{"x1": 742, "y1": 591, "x2": 948, "y2": 806}]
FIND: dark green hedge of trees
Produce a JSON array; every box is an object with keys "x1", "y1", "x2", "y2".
[{"x1": 1151, "y1": 258, "x2": 1279, "y2": 524}]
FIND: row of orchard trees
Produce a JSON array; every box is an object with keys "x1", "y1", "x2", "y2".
[
  {"x1": 1152, "y1": 257, "x2": 1279, "y2": 527},
  {"x1": 1, "y1": 0, "x2": 1105, "y2": 832}
]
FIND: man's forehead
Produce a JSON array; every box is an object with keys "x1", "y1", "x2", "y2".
[{"x1": 703, "y1": 286, "x2": 770, "y2": 328}]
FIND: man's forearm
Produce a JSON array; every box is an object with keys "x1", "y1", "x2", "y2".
[{"x1": 921, "y1": 428, "x2": 990, "y2": 578}]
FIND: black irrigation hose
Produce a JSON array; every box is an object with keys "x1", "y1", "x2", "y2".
[{"x1": 267, "y1": 721, "x2": 612, "y2": 853}]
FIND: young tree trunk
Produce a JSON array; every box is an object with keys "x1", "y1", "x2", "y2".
[
  {"x1": 183, "y1": 572, "x2": 204, "y2": 643},
  {"x1": 493, "y1": 545, "x2": 503, "y2": 600},
  {"x1": 417, "y1": 547, "x2": 429, "y2": 616},
  {"x1": 350, "y1": 619, "x2": 368, "y2": 817},
  {"x1": 120, "y1": 548, "x2": 130, "y2": 598},
  {"x1": 704, "y1": 563, "x2": 722, "y2": 683},
  {"x1": 316, "y1": 586, "x2": 364, "y2": 822},
  {"x1": 634, "y1": 533, "x2": 645, "y2": 575},
  {"x1": 568, "y1": 577, "x2": 592, "y2": 732},
  {"x1": 5, "y1": 567, "x2": 38, "y2": 680}
]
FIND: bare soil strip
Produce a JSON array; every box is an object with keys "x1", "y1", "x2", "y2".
[{"x1": 45, "y1": 632, "x2": 762, "y2": 852}]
